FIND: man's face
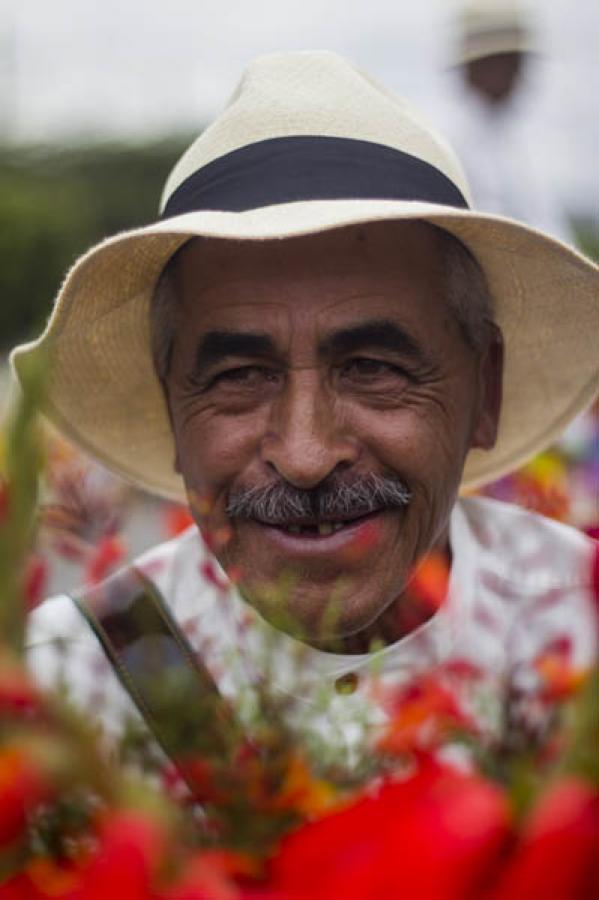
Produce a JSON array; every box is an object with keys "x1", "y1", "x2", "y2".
[{"x1": 165, "y1": 222, "x2": 501, "y2": 644}]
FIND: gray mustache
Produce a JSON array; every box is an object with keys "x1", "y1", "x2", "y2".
[{"x1": 226, "y1": 473, "x2": 411, "y2": 525}]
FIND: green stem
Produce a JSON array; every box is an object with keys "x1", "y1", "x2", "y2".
[{"x1": 0, "y1": 355, "x2": 45, "y2": 654}]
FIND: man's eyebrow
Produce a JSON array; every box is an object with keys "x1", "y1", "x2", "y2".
[
  {"x1": 194, "y1": 330, "x2": 276, "y2": 370},
  {"x1": 319, "y1": 319, "x2": 428, "y2": 363}
]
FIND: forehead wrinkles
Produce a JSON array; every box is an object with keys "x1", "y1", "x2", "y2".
[{"x1": 171, "y1": 227, "x2": 451, "y2": 362}]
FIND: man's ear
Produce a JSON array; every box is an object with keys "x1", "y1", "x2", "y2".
[{"x1": 471, "y1": 324, "x2": 504, "y2": 450}]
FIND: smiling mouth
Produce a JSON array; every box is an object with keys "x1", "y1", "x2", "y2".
[{"x1": 255, "y1": 510, "x2": 381, "y2": 537}]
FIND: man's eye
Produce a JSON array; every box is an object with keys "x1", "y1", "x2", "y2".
[
  {"x1": 340, "y1": 358, "x2": 405, "y2": 380},
  {"x1": 211, "y1": 365, "x2": 280, "y2": 387}
]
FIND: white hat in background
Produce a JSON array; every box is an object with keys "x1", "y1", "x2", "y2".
[{"x1": 457, "y1": 0, "x2": 533, "y2": 64}]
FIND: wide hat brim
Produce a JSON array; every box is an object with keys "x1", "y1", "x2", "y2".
[{"x1": 10, "y1": 198, "x2": 599, "y2": 501}]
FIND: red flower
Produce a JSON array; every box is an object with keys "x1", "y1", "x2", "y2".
[
  {"x1": 0, "y1": 872, "x2": 38, "y2": 899},
  {"x1": 267, "y1": 760, "x2": 511, "y2": 900},
  {"x1": 442, "y1": 660, "x2": 485, "y2": 680},
  {"x1": 0, "y1": 747, "x2": 50, "y2": 848},
  {"x1": 85, "y1": 535, "x2": 126, "y2": 586},
  {"x1": 0, "y1": 478, "x2": 10, "y2": 525},
  {"x1": 175, "y1": 755, "x2": 225, "y2": 805},
  {"x1": 0, "y1": 660, "x2": 41, "y2": 719},
  {"x1": 76, "y1": 810, "x2": 167, "y2": 900},
  {"x1": 158, "y1": 851, "x2": 255, "y2": 900},
  {"x1": 490, "y1": 778, "x2": 598, "y2": 899}
]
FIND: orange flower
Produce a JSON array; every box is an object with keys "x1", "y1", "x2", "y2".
[
  {"x1": 375, "y1": 674, "x2": 477, "y2": 756},
  {"x1": 407, "y1": 551, "x2": 450, "y2": 612},
  {"x1": 163, "y1": 504, "x2": 195, "y2": 539},
  {"x1": 267, "y1": 752, "x2": 336, "y2": 818},
  {"x1": 25, "y1": 856, "x2": 83, "y2": 897},
  {"x1": 534, "y1": 637, "x2": 586, "y2": 702}
]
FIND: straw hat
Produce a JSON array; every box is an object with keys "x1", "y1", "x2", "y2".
[
  {"x1": 457, "y1": 0, "x2": 533, "y2": 64},
  {"x1": 10, "y1": 50, "x2": 599, "y2": 500}
]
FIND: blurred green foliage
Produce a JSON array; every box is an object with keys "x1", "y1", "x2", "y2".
[
  {"x1": 571, "y1": 217, "x2": 599, "y2": 263},
  {"x1": 0, "y1": 137, "x2": 192, "y2": 350}
]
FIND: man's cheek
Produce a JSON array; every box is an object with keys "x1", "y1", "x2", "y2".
[{"x1": 177, "y1": 431, "x2": 247, "y2": 519}]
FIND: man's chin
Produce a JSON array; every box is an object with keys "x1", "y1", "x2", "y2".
[{"x1": 235, "y1": 573, "x2": 389, "y2": 650}]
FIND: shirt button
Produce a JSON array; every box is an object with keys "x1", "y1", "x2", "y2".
[{"x1": 335, "y1": 672, "x2": 359, "y2": 694}]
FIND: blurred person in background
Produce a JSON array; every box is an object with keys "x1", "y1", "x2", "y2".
[
  {"x1": 446, "y1": 0, "x2": 573, "y2": 243},
  {"x1": 445, "y1": 0, "x2": 597, "y2": 531}
]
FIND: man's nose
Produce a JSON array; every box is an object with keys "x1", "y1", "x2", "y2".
[{"x1": 260, "y1": 369, "x2": 359, "y2": 488}]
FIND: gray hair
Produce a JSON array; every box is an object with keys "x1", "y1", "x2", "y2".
[
  {"x1": 226, "y1": 471, "x2": 411, "y2": 525},
  {"x1": 150, "y1": 226, "x2": 495, "y2": 384},
  {"x1": 437, "y1": 228, "x2": 495, "y2": 350},
  {"x1": 151, "y1": 254, "x2": 181, "y2": 387}
]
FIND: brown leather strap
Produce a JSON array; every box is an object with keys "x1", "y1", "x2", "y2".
[{"x1": 73, "y1": 567, "x2": 233, "y2": 794}]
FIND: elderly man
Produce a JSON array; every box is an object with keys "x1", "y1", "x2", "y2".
[{"x1": 16, "y1": 51, "x2": 598, "y2": 761}]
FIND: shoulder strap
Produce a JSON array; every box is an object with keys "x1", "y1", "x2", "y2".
[{"x1": 73, "y1": 566, "x2": 233, "y2": 794}]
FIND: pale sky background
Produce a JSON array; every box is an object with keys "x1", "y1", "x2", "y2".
[{"x1": 1, "y1": 0, "x2": 598, "y2": 213}]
